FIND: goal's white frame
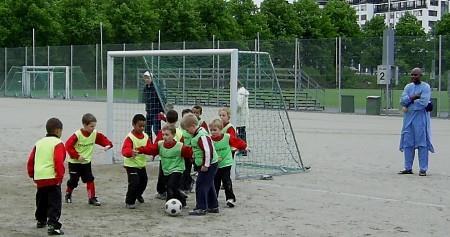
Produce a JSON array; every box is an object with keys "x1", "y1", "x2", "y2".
[
  {"x1": 106, "y1": 49, "x2": 239, "y2": 164},
  {"x1": 21, "y1": 66, "x2": 70, "y2": 99}
]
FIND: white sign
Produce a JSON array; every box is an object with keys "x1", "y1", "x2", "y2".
[{"x1": 377, "y1": 65, "x2": 390, "y2": 85}]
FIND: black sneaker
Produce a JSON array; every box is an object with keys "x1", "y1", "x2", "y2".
[
  {"x1": 226, "y1": 199, "x2": 235, "y2": 208},
  {"x1": 398, "y1": 170, "x2": 413, "y2": 174},
  {"x1": 419, "y1": 171, "x2": 427, "y2": 176},
  {"x1": 37, "y1": 221, "x2": 47, "y2": 228},
  {"x1": 137, "y1": 196, "x2": 145, "y2": 204},
  {"x1": 88, "y1": 197, "x2": 101, "y2": 206},
  {"x1": 188, "y1": 209, "x2": 206, "y2": 216},
  {"x1": 207, "y1": 207, "x2": 220, "y2": 213},
  {"x1": 48, "y1": 227, "x2": 64, "y2": 235},
  {"x1": 65, "y1": 193, "x2": 72, "y2": 204}
]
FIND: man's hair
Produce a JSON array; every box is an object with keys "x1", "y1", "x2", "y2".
[
  {"x1": 82, "y1": 113, "x2": 97, "y2": 125},
  {"x1": 46, "y1": 117, "x2": 63, "y2": 134},
  {"x1": 162, "y1": 124, "x2": 177, "y2": 135},
  {"x1": 182, "y1": 108, "x2": 193, "y2": 117},
  {"x1": 166, "y1": 110, "x2": 178, "y2": 123},
  {"x1": 218, "y1": 107, "x2": 231, "y2": 117},
  {"x1": 192, "y1": 105, "x2": 203, "y2": 114},
  {"x1": 209, "y1": 118, "x2": 223, "y2": 130},
  {"x1": 132, "y1": 114, "x2": 146, "y2": 125},
  {"x1": 180, "y1": 113, "x2": 198, "y2": 130}
]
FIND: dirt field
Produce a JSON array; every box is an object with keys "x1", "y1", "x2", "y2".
[{"x1": 0, "y1": 98, "x2": 449, "y2": 237}]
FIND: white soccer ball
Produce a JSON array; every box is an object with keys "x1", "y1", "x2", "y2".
[{"x1": 165, "y1": 198, "x2": 182, "y2": 216}]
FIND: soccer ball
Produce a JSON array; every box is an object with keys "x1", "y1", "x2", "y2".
[{"x1": 165, "y1": 198, "x2": 182, "y2": 216}]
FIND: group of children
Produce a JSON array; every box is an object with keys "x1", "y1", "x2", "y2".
[{"x1": 27, "y1": 105, "x2": 248, "y2": 235}]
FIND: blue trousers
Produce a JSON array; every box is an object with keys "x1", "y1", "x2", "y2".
[
  {"x1": 404, "y1": 146, "x2": 429, "y2": 172},
  {"x1": 195, "y1": 163, "x2": 218, "y2": 210},
  {"x1": 145, "y1": 112, "x2": 161, "y2": 138}
]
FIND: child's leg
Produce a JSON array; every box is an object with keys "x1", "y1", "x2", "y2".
[
  {"x1": 167, "y1": 172, "x2": 186, "y2": 206},
  {"x1": 221, "y1": 166, "x2": 236, "y2": 202},
  {"x1": 80, "y1": 163, "x2": 96, "y2": 199},
  {"x1": 125, "y1": 167, "x2": 140, "y2": 205},
  {"x1": 145, "y1": 112, "x2": 153, "y2": 140},
  {"x1": 136, "y1": 168, "x2": 148, "y2": 198},
  {"x1": 66, "y1": 163, "x2": 81, "y2": 193},
  {"x1": 214, "y1": 168, "x2": 223, "y2": 197},
  {"x1": 180, "y1": 159, "x2": 193, "y2": 191},
  {"x1": 46, "y1": 185, "x2": 62, "y2": 230},
  {"x1": 156, "y1": 161, "x2": 166, "y2": 195},
  {"x1": 206, "y1": 164, "x2": 219, "y2": 209},
  {"x1": 195, "y1": 170, "x2": 209, "y2": 210},
  {"x1": 35, "y1": 187, "x2": 48, "y2": 224}
]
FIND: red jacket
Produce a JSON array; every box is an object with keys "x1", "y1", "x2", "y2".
[
  {"x1": 27, "y1": 135, "x2": 66, "y2": 188},
  {"x1": 224, "y1": 123, "x2": 237, "y2": 138},
  {"x1": 65, "y1": 129, "x2": 113, "y2": 159},
  {"x1": 200, "y1": 120, "x2": 209, "y2": 133},
  {"x1": 121, "y1": 130, "x2": 153, "y2": 158},
  {"x1": 139, "y1": 139, "x2": 193, "y2": 159}
]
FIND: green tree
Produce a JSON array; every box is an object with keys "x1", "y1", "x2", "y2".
[
  {"x1": 359, "y1": 15, "x2": 386, "y2": 73},
  {"x1": 293, "y1": 0, "x2": 336, "y2": 39},
  {"x1": 228, "y1": 0, "x2": 272, "y2": 40},
  {"x1": 395, "y1": 12, "x2": 425, "y2": 36},
  {"x1": 362, "y1": 15, "x2": 386, "y2": 37},
  {"x1": 260, "y1": 0, "x2": 302, "y2": 39},
  {"x1": 434, "y1": 13, "x2": 450, "y2": 35},
  {"x1": 323, "y1": 0, "x2": 360, "y2": 37}
]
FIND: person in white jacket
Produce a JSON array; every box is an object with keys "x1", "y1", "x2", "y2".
[{"x1": 236, "y1": 82, "x2": 249, "y2": 155}]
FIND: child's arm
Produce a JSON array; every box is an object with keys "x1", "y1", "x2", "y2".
[
  {"x1": 121, "y1": 137, "x2": 136, "y2": 158},
  {"x1": 200, "y1": 121, "x2": 209, "y2": 133},
  {"x1": 153, "y1": 130, "x2": 163, "y2": 144},
  {"x1": 65, "y1": 133, "x2": 81, "y2": 159},
  {"x1": 197, "y1": 135, "x2": 214, "y2": 169},
  {"x1": 53, "y1": 143, "x2": 66, "y2": 185},
  {"x1": 227, "y1": 127, "x2": 237, "y2": 138},
  {"x1": 95, "y1": 132, "x2": 113, "y2": 150},
  {"x1": 27, "y1": 147, "x2": 36, "y2": 178},
  {"x1": 229, "y1": 136, "x2": 247, "y2": 151},
  {"x1": 137, "y1": 140, "x2": 159, "y2": 156},
  {"x1": 181, "y1": 145, "x2": 193, "y2": 160}
]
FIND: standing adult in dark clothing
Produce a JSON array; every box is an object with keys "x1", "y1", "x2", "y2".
[{"x1": 142, "y1": 71, "x2": 165, "y2": 139}]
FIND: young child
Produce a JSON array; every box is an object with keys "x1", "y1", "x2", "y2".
[
  {"x1": 27, "y1": 118, "x2": 66, "y2": 235},
  {"x1": 121, "y1": 114, "x2": 152, "y2": 209},
  {"x1": 180, "y1": 113, "x2": 219, "y2": 215},
  {"x1": 180, "y1": 109, "x2": 195, "y2": 192},
  {"x1": 140, "y1": 124, "x2": 192, "y2": 207},
  {"x1": 209, "y1": 119, "x2": 247, "y2": 208},
  {"x1": 218, "y1": 107, "x2": 236, "y2": 138},
  {"x1": 192, "y1": 105, "x2": 209, "y2": 133},
  {"x1": 153, "y1": 110, "x2": 183, "y2": 200},
  {"x1": 65, "y1": 113, "x2": 112, "y2": 206}
]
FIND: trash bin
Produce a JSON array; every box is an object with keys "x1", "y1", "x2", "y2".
[
  {"x1": 430, "y1": 98, "x2": 437, "y2": 117},
  {"x1": 366, "y1": 96, "x2": 381, "y2": 115},
  {"x1": 341, "y1": 95, "x2": 355, "y2": 113}
]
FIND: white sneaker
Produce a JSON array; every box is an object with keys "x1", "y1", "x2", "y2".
[{"x1": 226, "y1": 199, "x2": 235, "y2": 208}]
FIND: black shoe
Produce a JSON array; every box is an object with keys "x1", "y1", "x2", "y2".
[
  {"x1": 37, "y1": 221, "x2": 47, "y2": 228},
  {"x1": 398, "y1": 170, "x2": 413, "y2": 174},
  {"x1": 48, "y1": 226, "x2": 64, "y2": 235},
  {"x1": 419, "y1": 171, "x2": 427, "y2": 176},
  {"x1": 207, "y1": 207, "x2": 220, "y2": 213},
  {"x1": 188, "y1": 209, "x2": 206, "y2": 216},
  {"x1": 226, "y1": 199, "x2": 235, "y2": 208},
  {"x1": 88, "y1": 197, "x2": 101, "y2": 206},
  {"x1": 137, "y1": 196, "x2": 145, "y2": 204},
  {"x1": 65, "y1": 193, "x2": 72, "y2": 204}
]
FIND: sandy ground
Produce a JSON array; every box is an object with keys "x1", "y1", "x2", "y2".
[{"x1": 0, "y1": 98, "x2": 449, "y2": 237}]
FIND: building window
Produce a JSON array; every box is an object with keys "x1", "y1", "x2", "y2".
[
  {"x1": 360, "y1": 5, "x2": 366, "y2": 11},
  {"x1": 361, "y1": 15, "x2": 367, "y2": 20},
  {"x1": 429, "y1": 21, "x2": 436, "y2": 27},
  {"x1": 429, "y1": 10, "x2": 438, "y2": 16},
  {"x1": 430, "y1": 0, "x2": 438, "y2": 6}
]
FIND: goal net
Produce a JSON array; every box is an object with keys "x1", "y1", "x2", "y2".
[{"x1": 106, "y1": 49, "x2": 305, "y2": 179}]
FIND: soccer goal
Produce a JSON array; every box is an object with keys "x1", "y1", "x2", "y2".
[{"x1": 106, "y1": 49, "x2": 305, "y2": 179}]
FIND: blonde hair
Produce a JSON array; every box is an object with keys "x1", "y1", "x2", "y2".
[
  {"x1": 209, "y1": 118, "x2": 223, "y2": 130},
  {"x1": 218, "y1": 107, "x2": 231, "y2": 117},
  {"x1": 162, "y1": 124, "x2": 176, "y2": 135},
  {"x1": 180, "y1": 113, "x2": 198, "y2": 130}
]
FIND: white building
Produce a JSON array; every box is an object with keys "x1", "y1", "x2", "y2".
[{"x1": 347, "y1": 0, "x2": 450, "y2": 33}]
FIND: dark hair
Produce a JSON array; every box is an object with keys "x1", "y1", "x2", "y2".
[
  {"x1": 82, "y1": 113, "x2": 97, "y2": 125},
  {"x1": 192, "y1": 105, "x2": 203, "y2": 114},
  {"x1": 132, "y1": 114, "x2": 146, "y2": 125},
  {"x1": 166, "y1": 110, "x2": 178, "y2": 123},
  {"x1": 162, "y1": 124, "x2": 177, "y2": 135},
  {"x1": 46, "y1": 118, "x2": 63, "y2": 134},
  {"x1": 182, "y1": 108, "x2": 193, "y2": 117}
]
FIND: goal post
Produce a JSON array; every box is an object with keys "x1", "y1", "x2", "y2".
[{"x1": 20, "y1": 66, "x2": 70, "y2": 99}]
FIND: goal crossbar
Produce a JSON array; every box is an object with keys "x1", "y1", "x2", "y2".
[{"x1": 106, "y1": 49, "x2": 239, "y2": 164}]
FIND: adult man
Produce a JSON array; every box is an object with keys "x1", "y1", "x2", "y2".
[
  {"x1": 236, "y1": 82, "x2": 249, "y2": 146},
  {"x1": 399, "y1": 68, "x2": 434, "y2": 176},
  {"x1": 142, "y1": 71, "x2": 164, "y2": 139}
]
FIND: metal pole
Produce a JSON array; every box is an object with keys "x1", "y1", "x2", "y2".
[
  {"x1": 257, "y1": 32, "x2": 261, "y2": 88},
  {"x1": 335, "y1": 37, "x2": 338, "y2": 89},
  {"x1": 4, "y1": 48, "x2": 6, "y2": 96},
  {"x1": 183, "y1": 41, "x2": 186, "y2": 104},
  {"x1": 338, "y1": 37, "x2": 342, "y2": 112},
  {"x1": 100, "y1": 22, "x2": 104, "y2": 90},
  {"x1": 47, "y1": 46, "x2": 49, "y2": 97},
  {"x1": 95, "y1": 44, "x2": 98, "y2": 97},
  {"x1": 254, "y1": 38, "x2": 257, "y2": 107},
  {"x1": 106, "y1": 54, "x2": 114, "y2": 164},
  {"x1": 438, "y1": 35, "x2": 442, "y2": 116},
  {"x1": 217, "y1": 40, "x2": 220, "y2": 105},
  {"x1": 122, "y1": 43, "x2": 126, "y2": 98},
  {"x1": 158, "y1": 30, "x2": 160, "y2": 80},
  {"x1": 294, "y1": 38, "x2": 298, "y2": 110},
  {"x1": 212, "y1": 35, "x2": 215, "y2": 88},
  {"x1": 70, "y1": 45, "x2": 73, "y2": 99}
]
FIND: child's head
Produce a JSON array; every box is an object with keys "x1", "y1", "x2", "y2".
[
  {"x1": 162, "y1": 124, "x2": 176, "y2": 142},
  {"x1": 166, "y1": 110, "x2": 178, "y2": 124},
  {"x1": 218, "y1": 107, "x2": 231, "y2": 124},
  {"x1": 180, "y1": 113, "x2": 198, "y2": 135},
  {"x1": 182, "y1": 108, "x2": 193, "y2": 117},
  {"x1": 82, "y1": 113, "x2": 97, "y2": 133},
  {"x1": 192, "y1": 105, "x2": 203, "y2": 119},
  {"x1": 46, "y1": 117, "x2": 63, "y2": 138},
  {"x1": 132, "y1": 114, "x2": 146, "y2": 134},
  {"x1": 209, "y1": 118, "x2": 223, "y2": 136}
]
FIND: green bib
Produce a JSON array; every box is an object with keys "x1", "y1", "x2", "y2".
[
  {"x1": 123, "y1": 132, "x2": 149, "y2": 168},
  {"x1": 181, "y1": 128, "x2": 193, "y2": 146},
  {"x1": 69, "y1": 129, "x2": 96, "y2": 164},
  {"x1": 34, "y1": 137, "x2": 62, "y2": 180},
  {"x1": 191, "y1": 128, "x2": 218, "y2": 167},
  {"x1": 175, "y1": 128, "x2": 183, "y2": 142},
  {"x1": 222, "y1": 123, "x2": 234, "y2": 135},
  {"x1": 158, "y1": 141, "x2": 185, "y2": 175},
  {"x1": 213, "y1": 134, "x2": 234, "y2": 168}
]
